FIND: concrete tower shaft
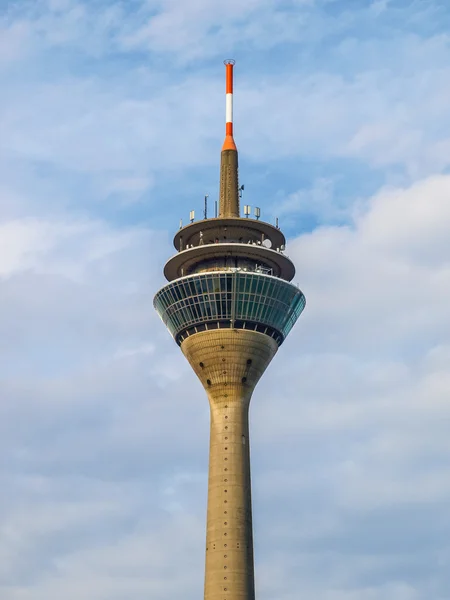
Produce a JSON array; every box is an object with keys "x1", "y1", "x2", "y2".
[{"x1": 182, "y1": 329, "x2": 278, "y2": 600}]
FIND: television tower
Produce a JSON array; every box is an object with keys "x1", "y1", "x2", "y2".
[{"x1": 154, "y1": 60, "x2": 306, "y2": 600}]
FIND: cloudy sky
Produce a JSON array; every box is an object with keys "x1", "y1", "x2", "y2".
[{"x1": 1, "y1": 0, "x2": 450, "y2": 598}]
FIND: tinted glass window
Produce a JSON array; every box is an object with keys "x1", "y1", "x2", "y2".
[{"x1": 154, "y1": 272, "x2": 305, "y2": 340}]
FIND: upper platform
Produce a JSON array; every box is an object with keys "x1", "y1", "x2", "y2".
[
  {"x1": 165, "y1": 215, "x2": 294, "y2": 282},
  {"x1": 164, "y1": 241, "x2": 295, "y2": 282},
  {"x1": 173, "y1": 217, "x2": 286, "y2": 251}
]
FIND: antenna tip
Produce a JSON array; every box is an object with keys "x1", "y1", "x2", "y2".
[{"x1": 224, "y1": 58, "x2": 235, "y2": 66}]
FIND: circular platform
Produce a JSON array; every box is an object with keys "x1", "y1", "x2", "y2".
[
  {"x1": 164, "y1": 242, "x2": 295, "y2": 282},
  {"x1": 173, "y1": 217, "x2": 286, "y2": 251}
]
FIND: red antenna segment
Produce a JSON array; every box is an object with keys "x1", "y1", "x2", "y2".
[{"x1": 222, "y1": 59, "x2": 237, "y2": 151}]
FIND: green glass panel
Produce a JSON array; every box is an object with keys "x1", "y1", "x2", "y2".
[{"x1": 154, "y1": 271, "x2": 305, "y2": 342}]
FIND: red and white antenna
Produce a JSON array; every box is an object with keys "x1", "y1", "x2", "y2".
[{"x1": 222, "y1": 59, "x2": 237, "y2": 151}]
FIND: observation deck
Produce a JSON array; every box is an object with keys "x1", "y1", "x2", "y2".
[{"x1": 154, "y1": 270, "x2": 305, "y2": 346}]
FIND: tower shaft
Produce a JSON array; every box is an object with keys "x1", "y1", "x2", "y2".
[
  {"x1": 206, "y1": 399, "x2": 253, "y2": 599},
  {"x1": 182, "y1": 329, "x2": 278, "y2": 599}
]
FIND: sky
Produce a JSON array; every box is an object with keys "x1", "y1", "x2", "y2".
[{"x1": 1, "y1": 0, "x2": 450, "y2": 598}]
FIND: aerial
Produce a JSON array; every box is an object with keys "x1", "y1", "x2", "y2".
[{"x1": 1, "y1": 1, "x2": 449, "y2": 600}]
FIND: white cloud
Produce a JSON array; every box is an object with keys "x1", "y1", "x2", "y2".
[
  {"x1": 275, "y1": 178, "x2": 340, "y2": 223},
  {"x1": 369, "y1": 0, "x2": 391, "y2": 17},
  {"x1": 0, "y1": 21, "x2": 30, "y2": 65}
]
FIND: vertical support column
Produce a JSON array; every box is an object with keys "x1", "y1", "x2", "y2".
[{"x1": 205, "y1": 396, "x2": 255, "y2": 600}]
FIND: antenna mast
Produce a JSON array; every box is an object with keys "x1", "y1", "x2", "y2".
[{"x1": 219, "y1": 59, "x2": 239, "y2": 218}]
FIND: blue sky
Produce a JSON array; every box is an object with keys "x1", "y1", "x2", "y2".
[{"x1": 1, "y1": 0, "x2": 450, "y2": 598}]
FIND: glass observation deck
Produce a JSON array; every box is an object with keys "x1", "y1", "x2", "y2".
[{"x1": 154, "y1": 270, "x2": 306, "y2": 346}]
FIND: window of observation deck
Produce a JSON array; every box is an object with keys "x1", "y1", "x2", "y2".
[{"x1": 154, "y1": 271, "x2": 305, "y2": 342}]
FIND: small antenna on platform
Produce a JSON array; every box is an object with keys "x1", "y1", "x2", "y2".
[
  {"x1": 179, "y1": 219, "x2": 183, "y2": 229},
  {"x1": 276, "y1": 217, "x2": 279, "y2": 228},
  {"x1": 244, "y1": 205, "x2": 250, "y2": 218},
  {"x1": 215, "y1": 200, "x2": 218, "y2": 218},
  {"x1": 204, "y1": 195, "x2": 209, "y2": 219},
  {"x1": 239, "y1": 184, "x2": 245, "y2": 199},
  {"x1": 190, "y1": 210, "x2": 195, "y2": 223},
  {"x1": 254, "y1": 207, "x2": 260, "y2": 220}
]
